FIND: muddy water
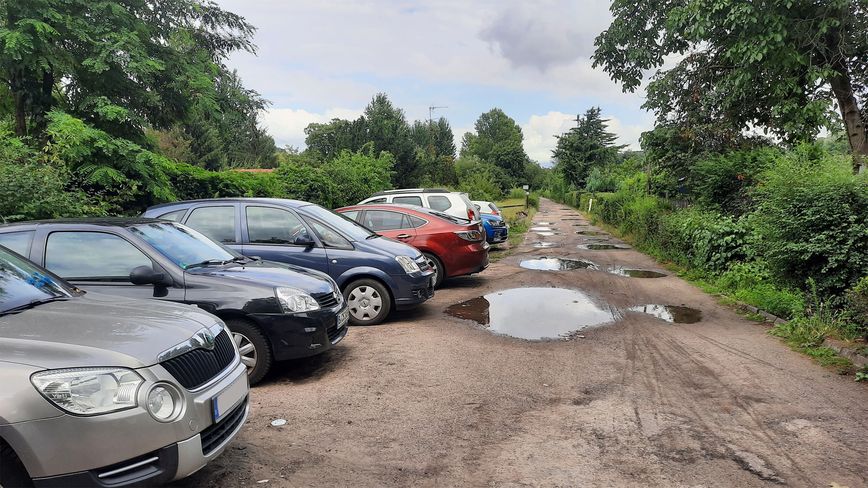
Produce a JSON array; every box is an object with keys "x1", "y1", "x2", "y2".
[
  {"x1": 576, "y1": 231, "x2": 607, "y2": 236},
  {"x1": 578, "y1": 243, "x2": 630, "y2": 250},
  {"x1": 532, "y1": 241, "x2": 560, "y2": 249},
  {"x1": 520, "y1": 257, "x2": 598, "y2": 271},
  {"x1": 628, "y1": 304, "x2": 702, "y2": 323},
  {"x1": 608, "y1": 267, "x2": 667, "y2": 278},
  {"x1": 445, "y1": 287, "x2": 618, "y2": 340}
]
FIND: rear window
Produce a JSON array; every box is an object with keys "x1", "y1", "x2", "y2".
[
  {"x1": 393, "y1": 196, "x2": 423, "y2": 206},
  {"x1": 157, "y1": 209, "x2": 186, "y2": 222},
  {"x1": 428, "y1": 195, "x2": 452, "y2": 211},
  {"x1": 186, "y1": 206, "x2": 236, "y2": 243}
]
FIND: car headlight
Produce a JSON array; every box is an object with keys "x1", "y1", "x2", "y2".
[
  {"x1": 395, "y1": 255, "x2": 421, "y2": 274},
  {"x1": 31, "y1": 368, "x2": 143, "y2": 416},
  {"x1": 275, "y1": 287, "x2": 320, "y2": 313}
]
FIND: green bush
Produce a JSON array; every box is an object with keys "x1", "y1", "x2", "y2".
[
  {"x1": 716, "y1": 262, "x2": 804, "y2": 318},
  {"x1": 659, "y1": 209, "x2": 754, "y2": 272},
  {"x1": 689, "y1": 147, "x2": 779, "y2": 215},
  {"x1": 0, "y1": 161, "x2": 108, "y2": 221},
  {"x1": 752, "y1": 148, "x2": 868, "y2": 301},
  {"x1": 845, "y1": 277, "x2": 868, "y2": 338}
]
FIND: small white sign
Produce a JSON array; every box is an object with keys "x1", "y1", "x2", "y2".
[{"x1": 522, "y1": 184, "x2": 529, "y2": 190}]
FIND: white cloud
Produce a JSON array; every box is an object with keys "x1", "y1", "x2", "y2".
[{"x1": 261, "y1": 107, "x2": 363, "y2": 149}]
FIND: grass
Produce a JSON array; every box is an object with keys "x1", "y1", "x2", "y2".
[{"x1": 488, "y1": 197, "x2": 536, "y2": 261}]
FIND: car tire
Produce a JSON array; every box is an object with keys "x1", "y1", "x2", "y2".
[
  {"x1": 0, "y1": 441, "x2": 33, "y2": 488},
  {"x1": 225, "y1": 318, "x2": 272, "y2": 386},
  {"x1": 343, "y1": 279, "x2": 392, "y2": 326},
  {"x1": 423, "y1": 252, "x2": 445, "y2": 289}
]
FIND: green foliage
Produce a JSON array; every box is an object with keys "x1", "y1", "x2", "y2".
[
  {"x1": 461, "y1": 108, "x2": 529, "y2": 183},
  {"x1": 585, "y1": 167, "x2": 619, "y2": 192},
  {"x1": 658, "y1": 208, "x2": 754, "y2": 272},
  {"x1": 716, "y1": 262, "x2": 805, "y2": 318},
  {"x1": 553, "y1": 107, "x2": 624, "y2": 188},
  {"x1": 845, "y1": 277, "x2": 868, "y2": 337},
  {"x1": 752, "y1": 148, "x2": 868, "y2": 300},
  {"x1": 690, "y1": 147, "x2": 780, "y2": 214}
]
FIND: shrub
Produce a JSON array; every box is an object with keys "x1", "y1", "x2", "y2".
[
  {"x1": 689, "y1": 147, "x2": 779, "y2": 215},
  {"x1": 845, "y1": 277, "x2": 868, "y2": 339},
  {"x1": 0, "y1": 162, "x2": 108, "y2": 221},
  {"x1": 716, "y1": 262, "x2": 804, "y2": 318},
  {"x1": 659, "y1": 209, "x2": 754, "y2": 272}
]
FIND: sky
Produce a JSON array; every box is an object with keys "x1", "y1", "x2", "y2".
[{"x1": 215, "y1": 0, "x2": 656, "y2": 166}]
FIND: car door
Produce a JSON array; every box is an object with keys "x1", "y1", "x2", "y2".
[
  {"x1": 182, "y1": 204, "x2": 242, "y2": 253},
  {"x1": 37, "y1": 229, "x2": 185, "y2": 302},
  {"x1": 240, "y1": 204, "x2": 329, "y2": 273},
  {"x1": 360, "y1": 209, "x2": 417, "y2": 244}
]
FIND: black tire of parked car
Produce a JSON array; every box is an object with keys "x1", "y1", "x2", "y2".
[
  {"x1": 0, "y1": 440, "x2": 33, "y2": 488},
  {"x1": 343, "y1": 278, "x2": 392, "y2": 326},
  {"x1": 423, "y1": 252, "x2": 445, "y2": 289},
  {"x1": 225, "y1": 318, "x2": 273, "y2": 386}
]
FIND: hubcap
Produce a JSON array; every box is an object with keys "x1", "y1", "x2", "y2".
[
  {"x1": 347, "y1": 285, "x2": 383, "y2": 321},
  {"x1": 232, "y1": 332, "x2": 257, "y2": 372}
]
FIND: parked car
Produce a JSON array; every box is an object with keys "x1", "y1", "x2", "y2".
[
  {"x1": 336, "y1": 204, "x2": 490, "y2": 288},
  {"x1": 357, "y1": 189, "x2": 481, "y2": 221},
  {"x1": 142, "y1": 199, "x2": 435, "y2": 326},
  {"x1": 0, "y1": 244, "x2": 249, "y2": 487},
  {"x1": 0, "y1": 218, "x2": 348, "y2": 384},
  {"x1": 480, "y1": 213, "x2": 509, "y2": 244},
  {"x1": 472, "y1": 200, "x2": 502, "y2": 216}
]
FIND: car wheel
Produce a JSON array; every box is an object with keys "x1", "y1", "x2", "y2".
[
  {"x1": 225, "y1": 318, "x2": 272, "y2": 386},
  {"x1": 423, "y1": 252, "x2": 445, "y2": 289},
  {"x1": 344, "y1": 279, "x2": 392, "y2": 326},
  {"x1": 1, "y1": 441, "x2": 33, "y2": 488}
]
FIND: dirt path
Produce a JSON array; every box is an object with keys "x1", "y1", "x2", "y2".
[{"x1": 176, "y1": 198, "x2": 867, "y2": 488}]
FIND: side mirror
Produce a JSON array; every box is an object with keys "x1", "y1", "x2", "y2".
[
  {"x1": 293, "y1": 234, "x2": 315, "y2": 247},
  {"x1": 130, "y1": 265, "x2": 173, "y2": 287}
]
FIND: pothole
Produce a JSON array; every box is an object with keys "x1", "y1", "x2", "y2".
[
  {"x1": 531, "y1": 241, "x2": 560, "y2": 249},
  {"x1": 530, "y1": 226, "x2": 554, "y2": 231},
  {"x1": 445, "y1": 287, "x2": 618, "y2": 340},
  {"x1": 536, "y1": 231, "x2": 559, "y2": 237},
  {"x1": 608, "y1": 267, "x2": 667, "y2": 278},
  {"x1": 628, "y1": 304, "x2": 702, "y2": 323},
  {"x1": 534, "y1": 221, "x2": 553, "y2": 226},
  {"x1": 577, "y1": 243, "x2": 630, "y2": 250},
  {"x1": 520, "y1": 257, "x2": 598, "y2": 271},
  {"x1": 576, "y1": 230, "x2": 607, "y2": 236}
]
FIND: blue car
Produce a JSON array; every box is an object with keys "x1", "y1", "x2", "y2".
[
  {"x1": 481, "y1": 213, "x2": 509, "y2": 244},
  {"x1": 144, "y1": 198, "x2": 435, "y2": 325}
]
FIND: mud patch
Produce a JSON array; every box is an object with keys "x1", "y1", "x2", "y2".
[
  {"x1": 608, "y1": 267, "x2": 667, "y2": 278},
  {"x1": 520, "y1": 257, "x2": 598, "y2": 271},
  {"x1": 531, "y1": 241, "x2": 560, "y2": 249},
  {"x1": 577, "y1": 243, "x2": 630, "y2": 250},
  {"x1": 628, "y1": 304, "x2": 702, "y2": 323},
  {"x1": 445, "y1": 287, "x2": 617, "y2": 340},
  {"x1": 728, "y1": 445, "x2": 785, "y2": 484}
]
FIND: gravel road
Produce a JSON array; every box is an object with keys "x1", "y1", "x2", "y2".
[{"x1": 175, "y1": 198, "x2": 867, "y2": 488}]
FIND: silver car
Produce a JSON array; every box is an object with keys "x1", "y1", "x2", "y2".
[{"x1": 0, "y1": 245, "x2": 249, "y2": 487}]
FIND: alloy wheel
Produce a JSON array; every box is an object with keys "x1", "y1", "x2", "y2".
[{"x1": 232, "y1": 332, "x2": 257, "y2": 372}]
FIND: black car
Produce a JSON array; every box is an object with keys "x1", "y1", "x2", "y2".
[{"x1": 0, "y1": 218, "x2": 349, "y2": 384}]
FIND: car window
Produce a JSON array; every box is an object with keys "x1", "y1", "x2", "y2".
[
  {"x1": 246, "y1": 206, "x2": 308, "y2": 245},
  {"x1": 307, "y1": 220, "x2": 352, "y2": 248},
  {"x1": 364, "y1": 210, "x2": 409, "y2": 231},
  {"x1": 156, "y1": 209, "x2": 187, "y2": 222},
  {"x1": 186, "y1": 206, "x2": 236, "y2": 243},
  {"x1": 129, "y1": 222, "x2": 237, "y2": 268},
  {"x1": 365, "y1": 197, "x2": 387, "y2": 204},
  {"x1": 393, "y1": 196, "x2": 423, "y2": 206},
  {"x1": 0, "y1": 246, "x2": 76, "y2": 315},
  {"x1": 408, "y1": 216, "x2": 427, "y2": 228},
  {"x1": 341, "y1": 210, "x2": 360, "y2": 222},
  {"x1": 428, "y1": 195, "x2": 452, "y2": 211},
  {"x1": 300, "y1": 204, "x2": 375, "y2": 241},
  {"x1": 0, "y1": 231, "x2": 34, "y2": 256},
  {"x1": 45, "y1": 232, "x2": 152, "y2": 281}
]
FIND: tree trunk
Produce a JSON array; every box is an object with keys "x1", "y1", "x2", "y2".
[
  {"x1": 828, "y1": 62, "x2": 867, "y2": 173},
  {"x1": 12, "y1": 88, "x2": 26, "y2": 137}
]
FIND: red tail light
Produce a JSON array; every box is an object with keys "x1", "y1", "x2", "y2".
[{"x1": 467, "y1": 207, "x2": 474, "y2": 220}]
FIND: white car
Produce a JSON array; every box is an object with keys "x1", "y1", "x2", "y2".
[
  {"x1": 472, "y1": 200, "x2": 502, "y2": 216},
  {"x1": 359, "y1": 189, "x2": 480, "y2": 220}
]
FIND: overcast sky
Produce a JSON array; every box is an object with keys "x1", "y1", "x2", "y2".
[{"x1": 215, "y1": 0, "x2": 654, "y2": 165}]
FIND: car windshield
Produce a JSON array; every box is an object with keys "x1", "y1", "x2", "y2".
[
  {"x1": 429, "y1": 210, "x2": 470, "y2": 225},
  {"x1": 300, "y1": 204, "x2": 375, "y2": 241},
  {"x1": 129, "y1": 222, "x2": 239, "y2": 269},
  {"x1": 0, "y1": 246, "x2": 75, "y2": 315}
]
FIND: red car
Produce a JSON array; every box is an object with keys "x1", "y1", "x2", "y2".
[{"x1": 336, "y1": 204, "x2": 489, "y2": 288}]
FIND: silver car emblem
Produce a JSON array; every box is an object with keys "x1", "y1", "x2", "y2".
[{"x1": 192, "y1": 328, "x2": 216, "y2": 350}]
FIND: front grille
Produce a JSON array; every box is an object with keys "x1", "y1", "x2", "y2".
[
  {"x1": 490, "y1": 220, "x2": 506, "y2": 227},
  {"x1": 161, "y1": 330, "x2": 236, "y2": 390},
  {"x1": 313, "y1": 291, "x2": 339, "y2": 308},
  {"x1": 327, "y1": 323, "x2": 345, "y2": 343},
  {"x1": 201, "y1": 396, "x2": 247, "y2": 455}
]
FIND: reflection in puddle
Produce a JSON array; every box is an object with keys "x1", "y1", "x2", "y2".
[
  {"x1": 445, "y1": 288, "x2": 618, "y2": 340},
  {"x1": 628, "y1": 304, "x2": 702, "y2": 323},
  {"x1": 534, "y1": 222, "x2": 553, "y2": 226},
  {"x1": 530, "y1": 226, "x2": 553, "y2": 231},
  {"x1": 532, "y1": 241, "x2": 559, "y2": 249},
  {"x1": 520, "y1": 257, "x2": 598, "y2": 271},
  {"x1": 608, "y1": 267, "x2": 666, "y2": 278},
  {"x1": 536, "y1": 231, "x2": 559, "y2": 237},
  {"x1": 577, "y1": 243, "x2": 630, "y2": 250}
]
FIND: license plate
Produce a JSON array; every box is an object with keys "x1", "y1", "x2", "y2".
[
  {"x1": 212, "y1": 375, "x2": 247, "y2": 423},
  {"x1": 337, "y1": 308, "x2": 349, "y2": 329}
]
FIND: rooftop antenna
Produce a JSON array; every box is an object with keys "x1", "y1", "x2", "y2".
[{"x1": 428, "y1": 105, "x2": 448, "y2": 124}]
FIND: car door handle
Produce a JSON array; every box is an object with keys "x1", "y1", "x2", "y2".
[{"x1": 396, "y1": 234, "x2": 411, "y2": 240}]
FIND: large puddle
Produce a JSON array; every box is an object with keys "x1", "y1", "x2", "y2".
[
  {"x1": 530, "y1": 226, "x2": 554, "y2": 231},
  {"x1": 628, "y1": 304, "x2": 702, "y2": 323},
  {"x1": 445, "y1": 288, "x2": 618, "y2": 340},
  {"x1": 577, "y1": 243, "x2": 630, "y2": 250},
  {"x1": 520, "y1": 257, "x2": 598, "y2": 271},
  {"x1": 608, "y1": 267, "x2": 667, "y2": 278}
]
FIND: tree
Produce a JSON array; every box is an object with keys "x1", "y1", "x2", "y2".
[
  {"x1": 304, "y1": 117, "x2": 367, "y2": 162},
  {"x1": 363, "y1": 93, "x2": 417, "y2": 186},
  {"x1": 461, "y1": 108, "x2": 529, "y2": 182},
  {"x1": 0, "y1": 0, "x2": 255, "y2": 141},
  {"x1": 593, "y1": 0, "x2": 868, "y2": 172},
  {"x1": 552, "y1": 107, "x2": 624, "y2": 188}
]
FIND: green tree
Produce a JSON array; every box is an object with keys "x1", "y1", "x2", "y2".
[
  {"x1": 363, "y1": 93, "x2": 417, "y2": 187},
  {"x1": 552, "y1": 107, "x2": 624, "y2": 188},
  {"x1": 461, "y1": 108, "x2": 529, "y2": 182},
  {"x1": 0, "y1": 0, "x2": 255, "y2": 141},
  {"x1": 593, "y1": 0, "x2": 868, "y2": 172},
  {"x1": 304, "y1": 117, "x2": 367, "y2": 162}
]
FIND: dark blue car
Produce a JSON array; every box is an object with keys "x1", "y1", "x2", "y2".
[
  {"x1": 144, "y1": 198, "x2": 435, "y2": 325},
  {"x1": 481, "y1": 214, "x2": 509, "y2": 244}
]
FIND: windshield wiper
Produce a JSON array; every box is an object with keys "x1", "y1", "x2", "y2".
[
  {"x1": 366, "y1": 234, "x2": 381, "y2": 239},
  {"x1": 183, "y1": 259, "x2": 231, "y2": 269},
  {"x1": 1, "y1": 296, "x2": 70, "y2": 316}
]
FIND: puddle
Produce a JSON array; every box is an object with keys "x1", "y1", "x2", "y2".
[
  {"x1": 608, "y1": 267, "x2": 667, "y2": 278},
  {"x1": 520, "y1": 257, "x2": 598, "y2": 271},
  {"x1": 577, "y1": 243, "x2": 630, "y2": 250},
  {"x1": 628, "y1": 304, "x2": 702, "y2": 323},
  {"x1": 563, "y1": 218, "x2": 582, "y2": 221},
  {"x1": 536, "y1": 231, "x2": 559, "y2": 237},
  {"x1": 576, "y1": 231, "x2": 607, "y2": 236},
  {"x1": 534, "y1": 221, "x2": 553, "y2": 226},
  {"x1": 530, "y1": 226, "x2": 553, "y2": 231},
  {"x1": 532, "y1": 241, "x2": 560, "y2": 248},
  {"x1": 445, "y1": 288, "x2": 618, "y2": 340}
]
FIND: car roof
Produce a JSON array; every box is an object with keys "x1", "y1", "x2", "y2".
[
  {"x1": 147, "y1": 197, "x2": 311, "y2": 212},
  {"x1": 339, "y1": 203, "x2": 431, "y2": 215},
  {"x1": 370, "y1": 188, "x2": 451, "y2": 197},
  {"x1": 0, "y1": 217, "x2": 170, "y2": 231}
]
